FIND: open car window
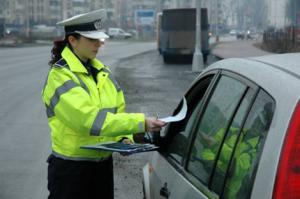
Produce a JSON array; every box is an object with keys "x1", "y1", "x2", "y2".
[{"x1": 164, "y1": 74, "x2": 216, "y2": 164}]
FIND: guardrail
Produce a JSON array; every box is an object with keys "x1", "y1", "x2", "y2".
[{"x1": 263, "y1": 26, "x2": 300, "y2": 53}]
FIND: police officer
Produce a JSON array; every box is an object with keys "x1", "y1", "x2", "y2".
[
  {"x1": 200, "y1": 127, "x2": 259, "y2": 199},
  {"x1": 42, "y1": 9, "x2": 166, "y2": 199}
]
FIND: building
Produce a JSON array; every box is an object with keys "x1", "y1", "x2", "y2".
[
  {"x1": 265, "y1": 0, "x2": 285, "y2": 28},
  {"x1": 49, "y1": 0, "x2": 62, "y2": 25},
  {"x1": 2, "y1": 0, "x2": 26, "y2": 26},
  {"x1": 0, "y1": 0, "x2": 7, "y2": 37},
  {"x1": 2, "y1": 0, "x2": 297, "y2": 38},
  {"x1": 273, "y1": 0, "x2": 300, "y2": 28}
]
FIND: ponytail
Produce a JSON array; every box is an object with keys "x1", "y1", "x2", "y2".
[
  {"x1": 48, "y1": 33, "x2": 81, "y2": 66},
  {"x1": 48, "y1": 38, "x2": 67, "y2": 66}
]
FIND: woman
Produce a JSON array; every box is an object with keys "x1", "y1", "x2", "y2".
[{"x1": 42, "y1": 9, "x2": 165, "y2": 199}]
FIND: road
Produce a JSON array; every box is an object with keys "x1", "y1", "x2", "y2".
[{"x1": 0, "y1": 41, "x2": 156, "y2": 199}]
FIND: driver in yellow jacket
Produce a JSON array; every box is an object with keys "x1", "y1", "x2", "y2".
[{"x1": 42, "y1": 9, "x2": 165, "y2": 199}]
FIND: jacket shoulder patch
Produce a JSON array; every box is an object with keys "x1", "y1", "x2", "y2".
[{"x1": 54, "y1": 59, "x2": 68, "y2": 68}]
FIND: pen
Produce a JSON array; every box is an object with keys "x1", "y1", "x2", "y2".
[
  {"x1": 145, "y1": 132, "x2": 153, "y2": 143},
  {"x1": 145, "y1": 114, "x2": 159, "y2": 143}
]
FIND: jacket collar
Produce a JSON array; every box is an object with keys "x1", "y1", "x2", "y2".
[{"x1": 61, "y1": 46, "x2": 105, "y2": 73}]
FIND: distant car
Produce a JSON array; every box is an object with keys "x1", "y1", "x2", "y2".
[
  {"x1": 229, "y1": 29, "x2": 237, "y2": 35},
  {"x1": 236, "y1": 30, "x2": 254, "y2": 40},
  {"x1": 30, "y1": 25, "x2": 57, "y2": 39},
  {"x1": 5, "y1": 27, "x2": 21, "y2": 36},
  {"x1": 142, "y1": 53, "x2": 300, "y2": 199},
  {"x1": 236, "y1": 31, "x2": 245, "y2": 40},
  {"x1": 107, "y1": 28, "x2": 132, "y2": 39},
  {"x1": 127, "y1": 29, "x2": 138, "y2": 37}
]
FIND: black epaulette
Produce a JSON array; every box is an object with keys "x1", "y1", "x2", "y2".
[{"x1": 54, "y1": 59, "x2": 68, "y2": 68}]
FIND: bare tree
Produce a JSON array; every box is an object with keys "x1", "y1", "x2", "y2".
[
  {"x1": 235, "y1": 0, "x2": 268, "y2": 31},
  {"x1": 286, "y1": 0, "x2": 300, "y2": 26}
]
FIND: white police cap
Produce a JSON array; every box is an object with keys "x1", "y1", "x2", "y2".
[{"x1": 57, "y1": 9, "x2": 109, "y2": 39}]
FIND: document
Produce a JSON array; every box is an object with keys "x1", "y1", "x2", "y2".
[
  {"x1": 81, "y1": 142, "x2": 159, "y2": 154},
  {"x1": 159, "y1": 97, "x2": 187, "y2": 123}
]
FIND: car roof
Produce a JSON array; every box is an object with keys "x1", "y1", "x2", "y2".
[
  {"x1": 250, "y1": 53, "x2": 300, "y2": 78},
  {"x1": 208, "y1": 53, "x2": 300, "y2": 78},
  {"x1": 206, "y1": 53, "x2": 300, "y2": 90}
]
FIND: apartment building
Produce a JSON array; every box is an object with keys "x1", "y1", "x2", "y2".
[
  {"x1": 1, "y1": 0, "x2": 91, "y2": 27},
  {"x1": 49, "y1": 0, "x2": 62, "y2": 25},
  {"x1": 1, "y1": 0, "x2": 26, "y2": 26}
]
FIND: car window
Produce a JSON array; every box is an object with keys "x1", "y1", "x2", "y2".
[
  {"x1": 187, "y1": 75, "x2": 247, "y2": 185},
  {"x1": 165, "y1": 75, "x2": 214, "y2": 163},
  {"x1": 223, "y1": 90, "x2": 275, "y2": 199},
  {"x1": 210, "y1": 89, "x2": 256, "y2": 194}
]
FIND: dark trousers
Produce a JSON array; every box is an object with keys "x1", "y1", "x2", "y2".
[{"x1": 47, "y1": 155, "x2": 114, "y2": 199}]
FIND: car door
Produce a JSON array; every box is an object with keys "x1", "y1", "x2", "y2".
[
  {"x1": 149, "y1": 70, "x2": 275, "y2": 199},
  {"x1": 148, "y1": 72, "x2": 218, "y2": 199}
]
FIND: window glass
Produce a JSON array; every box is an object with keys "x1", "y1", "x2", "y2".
[
  {"x1": 223, "y1": 90, "x2": 275, "y2": 199},
  {"x1": 166, "y1": 76, "x2": 213, "y2": 163},
  {"x1": 187, "y1": 76, "x2": 247, "y2": 185},
  {"x1": 210, "y1": 89, "x2": 255, "y2": 194}
]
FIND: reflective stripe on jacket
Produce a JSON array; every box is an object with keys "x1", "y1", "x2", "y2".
[{"x1": 42, "y1": 46, "x2": 145, "y2": 160}]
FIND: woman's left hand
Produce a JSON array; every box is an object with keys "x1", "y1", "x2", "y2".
[
  {"x1": 122, "y1": 139, "x2": 133, "y2": 144},
  {"x1": 120, "y1": 139, "x2": 133, "y2": 156}
]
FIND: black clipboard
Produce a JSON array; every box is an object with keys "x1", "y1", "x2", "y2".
[{"x1": 81, "y1": 142, "x2": 159, "y2": 154}]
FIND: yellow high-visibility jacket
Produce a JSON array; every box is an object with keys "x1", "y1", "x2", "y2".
[{"x1": 42, "y1": 46, "x2": 145, "y2": 161}]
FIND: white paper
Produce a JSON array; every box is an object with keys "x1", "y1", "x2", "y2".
[{"x1": 159, "y1": 97, "x2": 187, "y2": 123}]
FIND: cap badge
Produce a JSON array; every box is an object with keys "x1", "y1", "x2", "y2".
[{"x1": 94, "y1": 20, "x2": 102, "y2": 30}]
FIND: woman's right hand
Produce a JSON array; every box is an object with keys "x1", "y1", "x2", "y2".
[
  {"x1": 145, "y1": 117, "x2": 166, "y2": 132},
  {"x1": 134, "y1": 118, "x2": 166, "y2": 143}
]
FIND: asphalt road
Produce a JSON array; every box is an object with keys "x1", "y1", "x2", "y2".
[{"x1": 0, "y1": 41, "x2": 156, "y2": 199}]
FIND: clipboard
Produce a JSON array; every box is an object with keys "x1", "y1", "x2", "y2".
[{"x1": 81, "y1": 141, "x2": 159, "y2": 154}]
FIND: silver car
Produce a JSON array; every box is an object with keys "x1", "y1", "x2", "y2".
[{"x1": 143, "y1": 53, "x2": 300, "y2": 199}]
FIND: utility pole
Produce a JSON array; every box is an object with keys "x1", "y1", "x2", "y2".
[
  {"x1": 25, "y1": 0, "x2": 30, "y2": 38},
  {"x1": 192, "y1": 0, "x2": 204, "y2": 72},
  {"x1": 294, "y1": 0, "x2": 297, "y2": 27},
  {"x1": 177, "y1": 0, "x2": 181, "y2": 8},
  {"x1": 157, "y1": 0, "x2": 162, "y2": 12},
  {"x1": 215, "y1": 0, "x2": 219, "y2": 42}
]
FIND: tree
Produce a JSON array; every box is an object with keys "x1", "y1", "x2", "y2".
[
  {"x1": 248, "y1": 0, "x2": 268, "y2": 30},
  {"x1": 286, "y1": 0, "x2": 300, "y2": 26},
  {"x1": 236, "y1": 0, "x2": 268, "y2": 31}
]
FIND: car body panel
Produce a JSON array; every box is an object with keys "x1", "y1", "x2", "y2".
[{"x1": 145, "y1": 153, "x2": 213, "y2": 199}]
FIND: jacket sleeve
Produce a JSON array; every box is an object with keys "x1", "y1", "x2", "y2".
[
  {"x1": 115, "y1": 90, "x2": 135, "y2": 142},
  {"x1": 42, "y1": 67, "x2": 145, "y2": 137}
]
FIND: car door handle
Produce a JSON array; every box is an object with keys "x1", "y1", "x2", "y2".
[{"x1": 160, "y1": 182, "x2": 170, "y2": 198}]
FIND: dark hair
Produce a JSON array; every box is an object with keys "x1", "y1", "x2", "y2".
[{"x1": 48, "y1": 33, "x2": 81, "y2": 66}]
